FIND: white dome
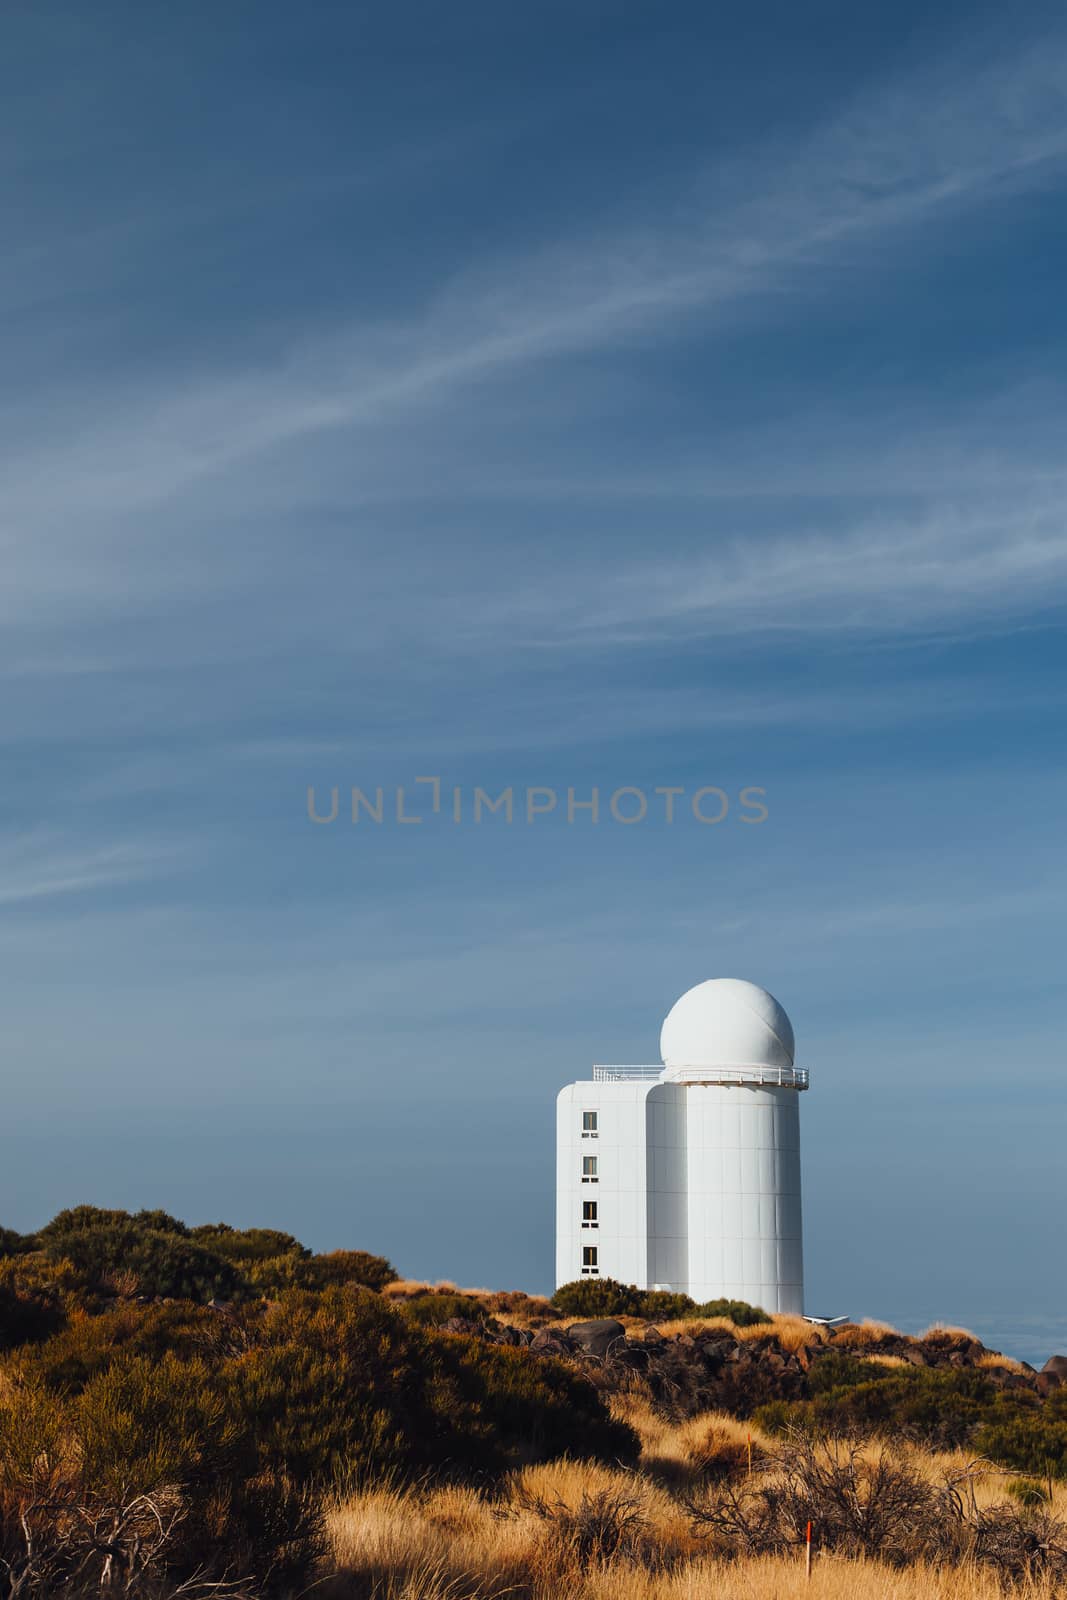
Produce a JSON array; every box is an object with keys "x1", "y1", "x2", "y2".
[{"x1": 660, "y1": 978, "x2": 795, "y2": 1074}]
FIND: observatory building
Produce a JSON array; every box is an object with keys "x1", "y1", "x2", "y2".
[{"x1": 556, "y1": 978, "x2": 808, "y2": 1314}]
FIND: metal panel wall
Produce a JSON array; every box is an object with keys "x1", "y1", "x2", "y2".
[{"x1": 684, "y1": 1084, "x2": 803, "y2": 1313}]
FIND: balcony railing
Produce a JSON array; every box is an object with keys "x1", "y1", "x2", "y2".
[
  {"x1": 592, "y1": 1064, "x2": 809, "y2": 1089},
  {"x1": 592, "y1": 1066, "x2": 663, "y2": 1081}
]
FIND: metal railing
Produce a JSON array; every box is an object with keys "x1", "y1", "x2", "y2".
[
  {"x1": 592, "y1": 1064, "x2": 809, "y2": 1089},
  {"x1": 592, "y1": 1065, "x2": 663, "y2": 1081}
]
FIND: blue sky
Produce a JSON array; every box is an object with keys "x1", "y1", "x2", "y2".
[{"x1": 3, "y1": 1, "x2": 1067, "y2": 1360}]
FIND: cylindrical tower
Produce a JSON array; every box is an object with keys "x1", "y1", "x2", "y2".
[{"x1": 660, "y1": 978, "x2": 807, "y2": 1315}]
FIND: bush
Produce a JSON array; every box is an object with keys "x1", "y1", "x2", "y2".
[
  {"x1": 37, "y1": 1205, "x2": 189, "y2": 1242},
  {"x1": 292, "y1": 1249, "x2": 398, "y2": 1292},
  {"x1": 249, "y1": 1248, "x2": 398, "y2": 1295},
  {"x1": 402, "y1": 1291, "x2": 489, "y2": 1327},
  {"x1": 552, "y1": 1278, "x2": 644, "y2": 1318},
  {"x1": 449, "y1": 1336, "x2": 638, "y2": 1469},
  {"x1": 0, "y1": 1354, "x2": 322, "y2": 1593},
  {"x1": 222, "y1": 1287, "x2": 635, "y2": 1482},
  {"x1": 755, "y1": 1365, "x2": 1037, "y2": 1455},
  {"x1": 639, "y1": 1290, "x2": 697, "y2": 1320},
  {"x1": 19, "y1": 1301, "x2": 235, "y2": 1394},
  {"x1": 1007, "y1": 1476, "x2": 1052, "y2": 1506},
  {"x1": 0, "y1": 1256, "x2": 69, "y2": 1350},
  {"x1": 552, "y1": 1281, "x2": 771, "y2": 1325},
  {"x1": 0, "y1": 1279, "x2": 64, "y2": 1351},
  {"x1": 190, "y1": 1223, "x2": 309, "y2": 1265},
  {"x1": 0, "y1": 1228, "x2": 27, "y2": 1259},
  {"x1": 807, "y1": 1350, "x2": 887, "y2": 1393},
  {"x1": 0, "y1": 1285, "x2": 635, "y2": 1591},
  {"x1": 687, "y1": 1433, "x2": 1067, "y2": 1580},
  {"x1": 692, "y1": 1298, "x2": 770, "y2": 1326},
  {"x1": 974, "y1": 1386, "x2": 1067, "y2": 1480},
  {"x1": 40, "y1": 1222, "x2": 248, "y2": 1303},
  {"x1": 512, "y1": 1483, "x2": 649, "y2": 1565}
]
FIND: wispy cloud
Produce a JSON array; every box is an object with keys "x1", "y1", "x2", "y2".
[
  {"x1": 573, "y1": 494, "x2": 1067, "y2": 643},
  {"x1": 0, "y1": 836, "x2": 182, "y2": 908},
  {"x1": 4, "y1": 30, "x2": 1067, "y2": 607},
  {"x1": 0, "y1": 16, "x2": 1064, "y2": 766}
]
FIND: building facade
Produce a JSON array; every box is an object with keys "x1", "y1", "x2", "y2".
[{"x1": 555, "y1": 977, "x2": 808, "y2": 1314}]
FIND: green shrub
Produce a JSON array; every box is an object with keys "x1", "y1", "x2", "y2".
[
  {"x1": 692, "y1": 1297, "x2": 771, "y2": 1326},
  {"x1": 402, "y1": 1291, "x2": 489, "y2": 1327},
  {"x1": 552, "y1": 1279, "x2": 645, "y2": 1317},
  {"x1": 222, "y1": 1286, "x2": 634, "y2": 1481},
  {"x1": 129, "y1": 1208, "x2": 190, "y2": 1236},
  {"x1": 818, "y1": 1368, "x2": 1004, "y2": 1450},
  {"x1": 19, "y1": 1301, "x2": 231, "y2": 1393},
  {"x1": 974, "y1": 1387, "x2": 1067, "y2": 1480},
  {"x1": 1, "y1": 1286, "x2": 633, "y2": 1588},
  {"x1": 448, "y1": 1335, "x2": 638, "y2": 1469},
  {"x1": 640, "y1": 1290, "x2": 697, "y2": 1320},
  {"x1": 552, "y1": 1281, "x2": 771, "y2": 1324},
  {"x1": 750, "y1": 1398, "x2": 818, "y2": 1435},
  {"x1": 1006, "y1": 1476, "x2": 1052, "y2": 1506},
  {"x1": 190, "y1": 1223, "x2": 308, "y2": 1264},
  {"x1": 298, "y1": 1249, "x2": 398, "y2": 1291},
  {"x1": 0, "y1": 1228, "x2": 27, "y2": 1259},
  {"x1": 40, "y1": 1222, "x2": 248, "y2": 1303},
  {"x1": 0, "y1": 1354, "x2": 323, "y2": 1592},
  {"x1": 807, "y1": 1350, "x2": 887, "y2": 1393},
  {"x1": 37, "y1": 1205, "x2": 188, "y2": 1242},
  {"x1": 755, "y1": 1366, "x2": 1034, "y2": 1454},
  {"x1": 0, "y1": 1256, "x2": 70, "y2": 1350},
  {"x1": 246, "y1": 1247, "x2": 397, "y2": 1295},
  {"x1": 0, "y1": 1278, "x2": 64, "y2": 1350}
]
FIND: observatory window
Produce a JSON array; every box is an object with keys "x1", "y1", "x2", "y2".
[
  {"x1": 581, "y1": 1111, "x2": 598, "y2": 1137},
  {"x1": 581, "y1": 1156, "x2": 598, "y2": 1182},
  {"x1": 582, "y1": 1201, "x2": 598, "y2": 1228},
  {"x1": 581, "y1": 1246, "x2": 599, "y2": 1275}
]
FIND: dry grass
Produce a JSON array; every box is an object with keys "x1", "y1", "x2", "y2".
[
  {"x1": 610, "y1": 1393, "x2": 1059, "y2": 1515},
  {"x1": 641, "y1": 1314, "x2": 741, "y2": 1339},
  {"x1": 323, "y1": 1457, "x2": 1067, "y2": 1599},
  {"x1": 325, "y1": 1480, "x2": 528, "y2": 1598},
  {"x1": 977, "y1": 1352, "x2": 1030, "y2": 1375},
  {"x1": 608, "y1": 1394, "x2": 773, "y2": 1488},
  {"x1": 921, "y1": 1324, "x2": 981, "y2": 1346},
  {"x1": 768, "y1": 1314, "x2": 831, "y2": 1352},
  {"x1": 322, "y1": 1396, "x2": 1067, "y2": 1600},
  {"x1": 325, "y1": 1289, "x2": 1056, "y2": 1600},
  {"x1": 324, "y1": 1460, "x2": 699, "y2": 1599},
  {"x1": 380, "y1": 1280, "x2": 555, "y2": 1327},
  {"x1": 555, "y1": 1312, "x2": 834, "y2": 1354},
  {"x1": 576, "y1": 1555, "x2": 1065, "y2": 1600},
  {"x1": 830, "y1": 1319, "x2": 902, "y2": 1349},
  {"x1": 381, "y1": 1279, "x2": 440, "y2": 1300}
]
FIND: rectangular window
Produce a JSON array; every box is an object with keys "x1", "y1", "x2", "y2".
[
  {"x1": 581, "y1": 1155, "x2": 598, "y2": 1182},
  {"x1": 581, "y1": 1110, "x2": 598, "y2": 1137},
  {"x1": 581, "y1": 1245, "x2": 599, "y2": 1275},
  {"x1": 582, "y1": 1200, "x2": 598, "y2": 1228}
]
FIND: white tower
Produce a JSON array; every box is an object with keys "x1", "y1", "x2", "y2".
[{"x1": 555, "y1": 977, "x2": 808, "y2": 1314}]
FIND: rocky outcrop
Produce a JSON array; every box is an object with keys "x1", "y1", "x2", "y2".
[
  {"x1": 1037, "y1": 1354, "x2": 1067, "y2": 1396},
  {"x1": 565, "y1": 1318, "x2": 628, "y2": 1358},
  {"x1": 459, "y1": 1315, "x2": 1045, "y2": 1418}
]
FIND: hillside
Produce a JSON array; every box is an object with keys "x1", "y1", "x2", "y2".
[{"x1": 3, "y1": 1208, "x2": 1067, "y2": 1598}]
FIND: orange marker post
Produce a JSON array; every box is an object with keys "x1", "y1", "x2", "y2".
[{"x1": 805, "y1": 1519, "x2": 812, "y2": 1581}]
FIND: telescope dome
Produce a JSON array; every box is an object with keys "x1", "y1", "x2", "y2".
[{"x1": 660, "y1": 977, "x2": 794, "y2": 1073}]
